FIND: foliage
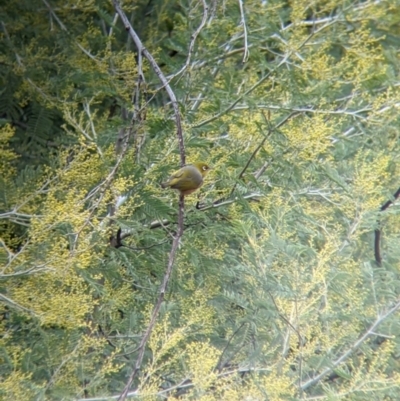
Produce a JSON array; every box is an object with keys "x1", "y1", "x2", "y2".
[{"x1": 1, "y1": 0, "x2": 400, "y2": 400}]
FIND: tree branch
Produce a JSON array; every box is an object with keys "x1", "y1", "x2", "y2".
[
  {"x1": 214, "y1": 322, "x2": 246, "y2": 372},
  {"x1": 192, "y1": 22, "x2": 328, "y2": 128},
  {"x1": 118, "y1": 195, "x2": 185, "y2": 401},
  {"x1": 300, "y1": 299, "x2": 400, "y2": 390},
  {"x1": 0, "y1": 293, "x2": 38, "y2": 316},
  {"x1": 237, "y1": 0, "x2": 249, "y2": 63},
  {"x1": 111, "y1": 4, "x2": 188, "y2": 399},
  {"x1": 112, "y1": 0, "x2": 185, "y2": 166},
  {"x1": 168, "y1": 0, "x2": 208, "y2": 80},
  {"x1": 374, "y1": 186, "x2": 400, "y2": 266},
  {"x1": 229, "y1": 110, "x2": 300, "y2": 197}
]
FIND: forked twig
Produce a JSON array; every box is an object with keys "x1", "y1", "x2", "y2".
[{"x1": 112, "y1": 0, "x2": 185, "y2": 166}]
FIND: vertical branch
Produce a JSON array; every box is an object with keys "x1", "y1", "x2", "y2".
[
  {"x1": 118, "y1": 195, "x2": 185, "y2": 401},
  {"x1": 112, "y1": 0, "x2": 185, "y2": 166},
  {"x1": 169, "y1": 0, "x2": 208, "y2": 79},
  {"x1": 374, "y1": 186, "x2": 400, "y2": 266},
  {"x1": 111, "y1": 2, "x2": 187, "y2": 400},
  {"x1": 238, "y1": 0, "x2": 249, "y2": 63}
]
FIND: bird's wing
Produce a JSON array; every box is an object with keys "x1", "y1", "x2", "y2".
[{"x1": 170, "y1": 170, "x2": 184, "y2": 179}]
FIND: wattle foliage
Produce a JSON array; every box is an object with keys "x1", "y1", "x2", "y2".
[{"x1": 1, "y1": 0, "x2": 400, "y2": 400}]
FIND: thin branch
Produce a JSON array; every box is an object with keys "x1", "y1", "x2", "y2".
[
  {"x1": 254, "y1": 161, "x2": 269, "y2": 180},
  {"x1": 192, "y1": 62, "x2": 283, "y2": 128},
  {"x1": 0, "y1": 211, "x2": 39, "y2": 220},
  {"x1": 83, "y1": 131, "x2": 133, "y2": 206},
  {"x1": 374, "y1": 186, "x2": 400, "y2": 266},
  {"x1": 190, "y1": 59, "x2": 225, "y2": 112},
  {"x1": 300, "y1": 299, "x2": 400, "y2": 390},
  {"x1": 42, "y1": 0, "x2": 99, "y2": 61},
  {"x1": 111, "y1": 228, "x2": 169, "y2": 250},
  {"x1": 196, "y1": 192, "x2": 263, "y2": 211},
  {"x1": 374, "y1": 228, "x2": 382, "y2": 266},
  {"x1": 1, "y1": 265, "x2": 53, "y2": 277},
  {"x1": 192, "y1": 21, "x2": 329, "y2": 128},
  {"x1": 0, "y1": 174, "x2": 58, "y2": 226},
  {"x1": 237, "y1": 0, "x2": 249, "y2": 62},
  {"x1": 128, "y1": 0, "x2": 208, "y2": 116},
  {"x1": 82, "y1": 99, "x2": 103, "y2": 156},
  {"x1": 133, "y1": 39, "x2": 148, "y2": 163},
  {"x1": 118, "y1": 195, "x2": 185, "y2": 401},
  {"x1": 78, "y1": 366, "x2": 273, "y2": 400},
  {"x1": 229, "y1": 111, "x2": 300, "y2": 197},
  {"x1": 0, "y1": 293, "x2": 38, "y2": 316},
  {"x1": 71, "y1": 114, "x2": 134, "y2": 249},
  {"x1": 214, "y1": 322, "x2": 246, "y2": 372},
  {"x1": 168, "y1": 0, "x2": 208, "y2": 80},
  {"x1": 282, "y1": 16, "x2": 339, "y2": 31},
  {"x1": 44, "y1": 341, "x2": 81, "y2": 392},
  {"x1": 110, "y1": 7, "x2": 188, "y2": 397},
  {"x1": 118, "y1": 192, "x2": 264, "y2": 242},
  {"x1": 268, "y1": 291, "x2": 303, "y2": 345},
  {"x1": 190, "y1": 11, "x2": 339, "y2": 73},
  {"x1": 112, "y1": 0, "x2": 185, "y2": 166},
  {"x1": 240, "y1": 113, "x2": 268, "y2": 171},
  {"x1": 109, "y1": 13, "x2": 119, "y2": 37},
  {"x1": 42, "y1": 0, "x2": 66, "y2": 29},
  {"x1": 232, "y1": 104, "x2": 372, "y2": 119}
]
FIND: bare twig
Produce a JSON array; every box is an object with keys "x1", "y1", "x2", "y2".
[
  {"x1": 71, "y1": 115, "x2": 134, "y2": 249},
  {"x1": 0, "y1": 293, "x2": 38, "y2": 316},
  {"x1": 214, "y1": 322, "x2": 246, "y2": 372},
  {"x1": 111, "y1": 3, "x2": 188, "y2": 399},
  {"x1": 1, "y1": 265, "x2": 53, "y2": 277},
  {"x1": 268, "y1": 291, "x2": 303, "y2": 346},
  {"x1": 118, "y1": 195, "x2": 185, "y2": 401},
  {"x1": 254, "y1": 161, "x2": 269, "y2": 180},
  {"x1": 196, "y1": 192, "x2": 263, "y2": 211},
  {"x1": 232, "y1": 104, "x2": 372, "y2": 119},
  {"x1": 168, "y1": 0, "x2": 208, "y2": 79},
  {"x1": 42, "y1": 0, "x2": 99, "y2": 61},
  {"x1": 374, "y1": 186, "x2": 400, "y2": 266},
  {"x1": 229, "y1": 111, "x2": 300, "y2": 197},
  {"x1": 112, "y1": 0, "x2": 185, "y2": 166},
  {"x1": 190, "y1": 51, "x2": 227, "y2": 111},
  {"x1": 76, "y1": 365, "x2": 274, "y2": 400},
  {"x1": 131, "y1": 0, "x2": 208, "y2": 115},
  {"x1": 44, "y1": 341, "x2": 81, "y2": 392},
  {"x1": 300, "y1": 299, "x2": 400, "y2": 390},
  {"x1": 113, "y1": 227, "x2": 169, "y2": 250},
  {"x1": 116, "y1": 192, "x2": 264, "y2": 244},
  {"x1": 109, "y1": 13, "x2": 119, "y2": 37},
  {"x1": 191, "y1": 43, "x2": 298, "y2": 128},
  {"x1": 192, "y1": 15, "x2": 344, "y2": 128},
  {"x1": 238, "y1": 0, "x2": 249, "y2": 62}
]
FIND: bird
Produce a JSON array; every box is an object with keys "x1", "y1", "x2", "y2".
[{"x1": 161, "y1": 162, "x2": 210, "y2": 196}]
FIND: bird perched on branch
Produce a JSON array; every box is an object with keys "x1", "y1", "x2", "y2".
[{"x1": 161, "y1": 162, "x2": 210, "y2": 196}]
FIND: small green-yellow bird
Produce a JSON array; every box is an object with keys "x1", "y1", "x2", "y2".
[{"x1": 161, "y1": 162, "x2": 210, "y2": 196}]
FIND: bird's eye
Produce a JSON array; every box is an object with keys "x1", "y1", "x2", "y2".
[{"x1": 203, "y1": 166, "x2": 208, "y2": 171}]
